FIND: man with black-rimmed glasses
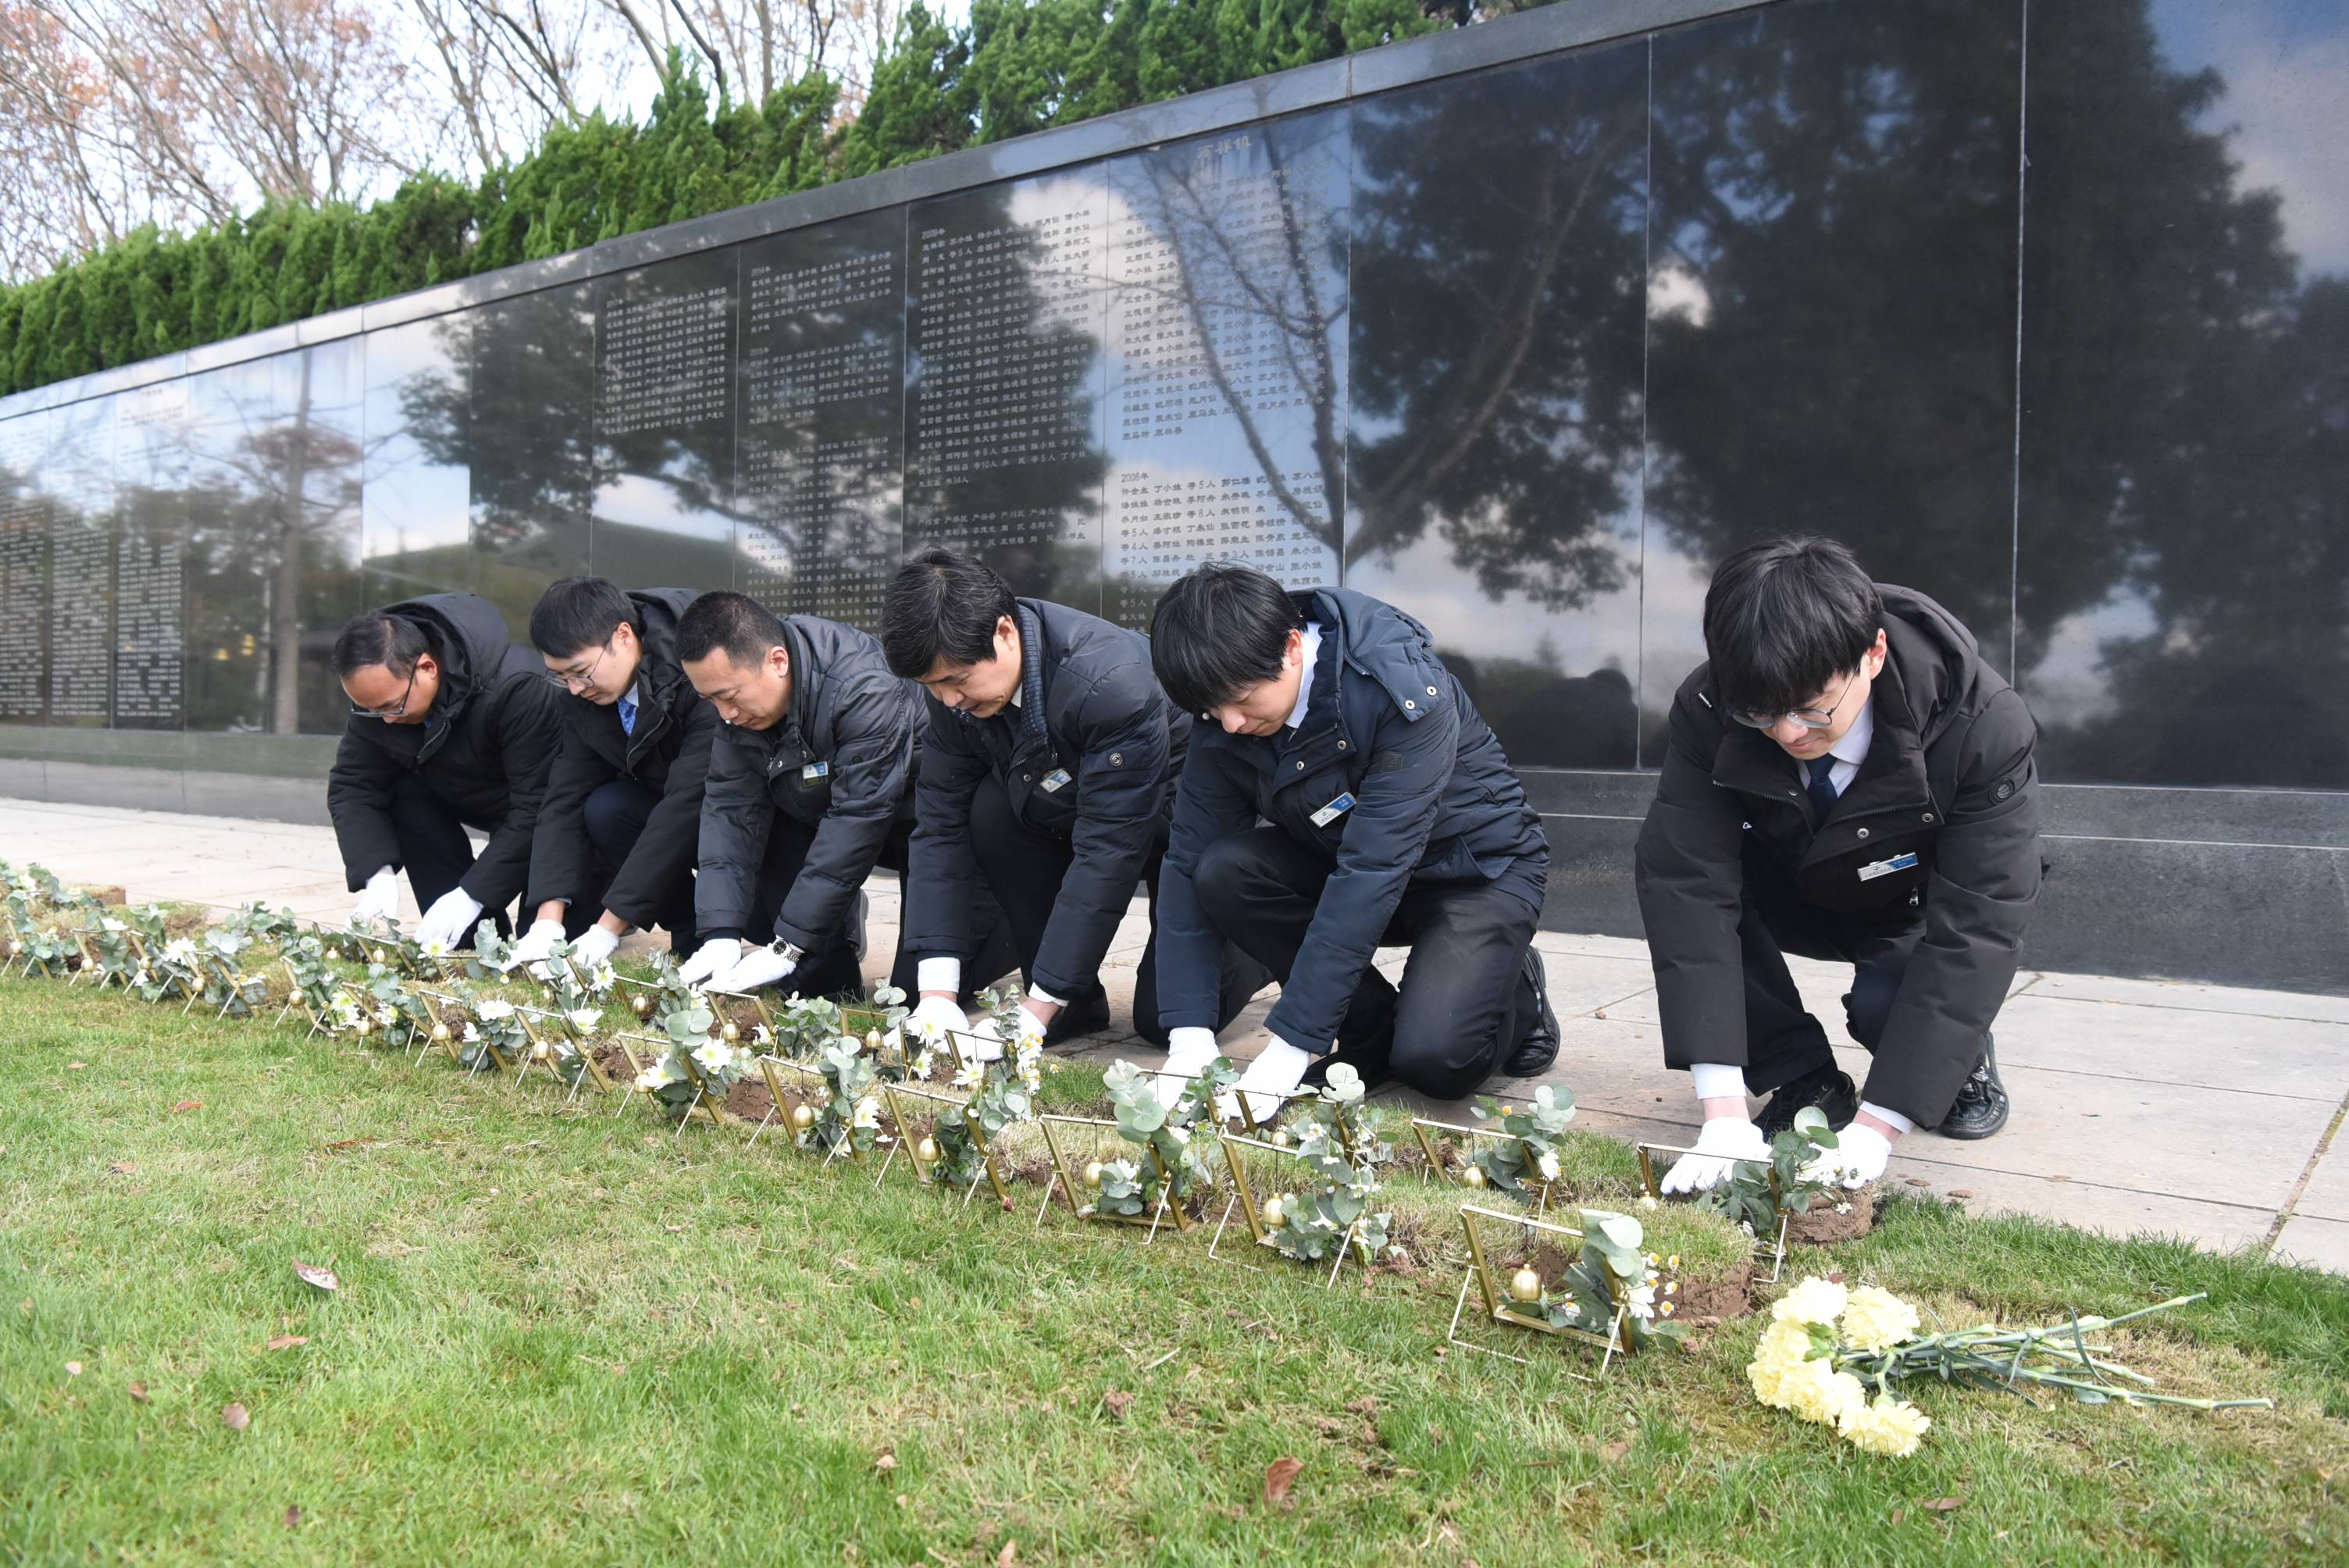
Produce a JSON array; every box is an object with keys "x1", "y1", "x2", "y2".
[
  {"x1": 1638, "y1": 537, "x2": 2040, "y2": 1199},
  {"x1": 328, "y1": 593, "x2": 568, "y2": 950}
]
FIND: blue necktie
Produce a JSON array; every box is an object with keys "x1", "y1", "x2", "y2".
[
  {"x1": 617, "y1": 693, "x2": 636, "y2": 736},
  {"x1": 1805, "y1": 754, "x2": 1840, "y2": 821}
]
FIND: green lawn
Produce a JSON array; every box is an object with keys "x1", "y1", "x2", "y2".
[{"x1": 2, "y1": 976, "x2": 2344, "y2": 1565}]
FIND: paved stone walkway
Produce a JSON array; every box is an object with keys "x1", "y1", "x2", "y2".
[{"x1": 6, "y1": 795, "x2": 2343, "y2": 1274}]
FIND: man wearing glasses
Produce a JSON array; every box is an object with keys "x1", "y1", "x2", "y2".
[
  {"x1": 1638, "y1": 537, "x2": 2040, "y2": 1198},
  {"x1": 507, "y1": 578, "x2": 720, "y2": 975},
  {"x1": 328, "y1": 593, "x2": 567, "y2": 950}
]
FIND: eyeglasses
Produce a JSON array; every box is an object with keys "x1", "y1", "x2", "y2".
[
  {"x1": 348, "y1": 667, "x2": 419, "y2": 720},
  {"x1": 1730, "y1": 671, "x2": 1859, "y2": 732},
  {"x1": 546, "y1": 639, "x2": 614, "y2": 694}
]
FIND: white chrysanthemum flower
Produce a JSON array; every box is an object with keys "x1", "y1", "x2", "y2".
[
  {"x1": 162, "y1": 936, "x2": 198, "y2": 966},
  {"x1": 852, "y1": 1096, "x2": 881, "y2": 1129},
  {"x1": 420, "y1": 936, "x2": 451, "y2": 957},
  {"x1": 1627, "y1": 1283, "x2": 1658, "y2": 1320},
  {"x1": 476, "y1": 999, "x2": 515, "y2": 1021},
  {"x1": 102, "y1": 918, "x2": 127, "y2": 934},
  {"x1": 567, "y1": 1008, "x2": 603, "y2": 1032},
  {"x1": 376, "y1": 1007, "x2": 398, "y2": 1027},
  {"x1": 753, "y1": 1024, "x2": 775, "y2": 1048},
  {"x1": 462, "y1": 1023, "x2": 482, "y2": 1043},
  {"x1": 1535, "y1": 1149, "x2": 1561, "y2": 1182},
  {"x1": 1772, "y1": 1277, "x2": 1850, "y2": 1327},
  {"x1": 692, "y1": 1039, "x2": 737, "y2": 1075},
  {"x1": 586, "y1": 961, "x2": 618, "y2": 993}
]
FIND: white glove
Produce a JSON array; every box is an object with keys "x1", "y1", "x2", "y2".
[
  {"x1": 1155, "y1": 1026, "x2": 1219, "y2": 1109},
  {"x1": 678, "y1": 938, "x2": 742, "y2": 989},
  {"x1": 1013, "y1": 1003, "x2": 1048, "y2": 1052},
  {"x1": 569, "y1": 925, "x2": 621, "y2": 971},
  {"x1": 1662, "y1": 1117, "x2": 1771, "y2": 1196},
  {"x1": 711, "y1": 943, "x2": 797, "y2": 995},
  {"x1": 955, "y1": 1017, "x2": 1004, "y2": 1064},
  {"x1": 1230, "y1": 1036, "x2": 1310, "y2": 1126},
  {"x1": 908, "y1": 994, "x2": 969, "y2": 1045},
  {"x1": 1800, "y1": 1123, "x2": 1893, "y2": 1189},
  {"x1": 349, "y1": 867, "x2": 400, "y2": 928},
  {"x1": 415, "y1": 888, "x2": 485, "y2": 951},
  {"x1": 508, "y1": 920, "x2": 565, "y2": 975}
]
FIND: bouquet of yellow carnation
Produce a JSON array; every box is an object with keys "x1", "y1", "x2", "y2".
[{"x1": 1747, "y1": 1278, "x2": 2268, "y2": 1457}]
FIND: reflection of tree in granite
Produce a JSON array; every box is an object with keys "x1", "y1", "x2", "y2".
[
  {"x1": 2016, "y1": 0, "x2": 2347, "y2": 786},
  {"x1": 1343, "y1": 45, "x2": 1646, "y2": 611}
]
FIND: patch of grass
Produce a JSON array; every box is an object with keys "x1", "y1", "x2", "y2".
[{"x1": 2, "y1": 976, "x2": 2344, "y2": 1564}]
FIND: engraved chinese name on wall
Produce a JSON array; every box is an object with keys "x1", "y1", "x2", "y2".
[
  {"x1": 739, "y1": 245, "x2": 901, "y2": 627},
  {"x1": 115, "y1": 387, "x2": 187, "y2": 724},
  {"x1": 1104, "y1": 131, "x2": 1344, "y2": 627},
  {"x1": 597, "y1": 285, "x2": 730, "y2": 437},
  {"x1": 0, "y1": 420, "x2": 46, "y2": 718}
]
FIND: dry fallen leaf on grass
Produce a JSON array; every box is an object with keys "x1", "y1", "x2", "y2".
[
  {"x1": 1263, "y1": 1456, "x2": 1304, "y2": 1505},
  {"x1": 65, "y1": 1360, "x2": 83, "y2": 1376},
  {"x1": 1103, "y1": 1390, "x2": 1134, "y2": 1420},
  {"x1": 173, "y1": 1100, "x2": 201, "y2": 1113},
  {"x1": 872, "y1": 1448, "x2": 896, "y2": 1473},
  {"x1": 1923, "y1": 1496, "x2": 1964, "y2": 1513},
  {"x1": 108, "y1": 1161, "x2": 137, "y2": 1175},
  {"x1": 222, "y1": 1402, "x2": 251, "y2": 1431},
  {"x1": 66, "y1": 1062, "x2": 87, "y2": 1070},
  {"x1": 127, "y1": 1380, "x2": 150, "y2": 1403},
  {"x1": 293, "y1": 1261, "x2": 339, "y2": 1292},
  {"x1": 996, "y1": 1541, "x2": 1018, "y2": 1566},
  {"x1": 264, "y1": 1335, "x2": 308, "y2": 1351},
  {"x1": 284, "y1": 1506, "x2": 302, "y2": 1529}
]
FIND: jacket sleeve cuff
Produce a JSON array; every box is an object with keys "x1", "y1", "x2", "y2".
[
  {"x1": 1688, "y1": 1062, "x2": 1749, "y2": 1101},
  {"x1": 917, "y1": 957, "x2": 961, "y2": 996},
  {"x1": 701, "y1": 926, "x2": 746, "y2": 943}
]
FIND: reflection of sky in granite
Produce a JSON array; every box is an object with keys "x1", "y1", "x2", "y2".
[{"x1": 361, "y1": 319, "x2": 469, "y2": 561}]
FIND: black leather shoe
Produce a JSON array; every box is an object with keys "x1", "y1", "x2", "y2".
[
  {"x1": 1938, "y1": 1033, "x2": 2009, "y2": 1140},
  {"x1": 1303, "y1": 1041, "x2": 1393, "y2": 1095},
  {"x1": 1041, "y1": 987, "x2": 1113, "y2": 1047},
  {"x1": 1756, "y1": 1061, "x2": 1859, "y2": 1137},
  {"x1": 1501, "y1": 948, "x2": 1560, "y2": 1078}
]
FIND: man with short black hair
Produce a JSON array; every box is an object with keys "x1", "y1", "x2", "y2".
[
  {"x1": 666, "y1": 590, "x2": 977, "y2": 999},
  {"x1": 1150, "y1": 564, "x2": 1559, "y2": 1117},
  {"x1": 329, "y1": 593, "x2": 567, "y2": 949},
  {"x1": 508, "y1": 578, "x2": 718, "y2": 975},
  {"x1": 882, "y1": 548, "x2": 1267, "y2": 1057},
  {"x1": 1638, "y1": 536, "x2": 2037, "y2": 1197}
]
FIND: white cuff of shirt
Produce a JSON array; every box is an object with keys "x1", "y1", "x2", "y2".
[
  {"x1": 1689, "y1": 1062, "x2": 1749, "y2": 1103},
  {"x1": 916, "y1": 957, "x2": 960, "y2": 996},
  {"x1": 1166, "y1": 1026, "x2": 1218, "y2": 1060},
  {"x1": 1026, "y1": 982, "x2": 1064, "y2": 1008},
  {"x1": 1857, "y1": 1100, "x2": 1915, "y2": 1135}
]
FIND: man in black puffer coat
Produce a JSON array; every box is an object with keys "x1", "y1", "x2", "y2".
[
  {"x1": 508, "y1": 579, "x2": 721, "y2": 977},
  {"x1": 328, "y1": 593, "x2": 567, "y2": 948},
  {"x1": 1150, "y1": 565, "x2": 1559, "y2": 1116},
  {"x1": 880, "y1": 548, "x2": 1269, "y2": 1057},
  {"x1": 1638, "y1": 536, "x2": 2039, "y2": 1200}
]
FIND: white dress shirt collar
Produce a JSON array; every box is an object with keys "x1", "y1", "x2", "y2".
[{"x1": 1284, "y1": 622, "x2": 1324, "y2": 730}]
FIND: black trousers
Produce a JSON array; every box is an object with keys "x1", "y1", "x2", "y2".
[
  {"x1": 736, "y1": 813, "x2": 1018, "y2": 1005},
  {"x1": 1191, "y1": 825, "x2": 1542, "y2": 1100},
  {"x1": 581, "y1": 779, "x2": 698, "y2": 952},
  {"x1": 967, "y1": 773, "x2": 1270, "y2": 1046},
  {"x1": 386, "y1": 776, "x2": 526, "y2": 940},
  {"x1": 1736, "y1": 845, "x2": 1936, "y2": 1096}
]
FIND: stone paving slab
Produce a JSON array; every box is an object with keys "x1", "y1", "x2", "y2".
[{"x1": 5, "y1": 795, "x2": 2344, "y2": 1274}]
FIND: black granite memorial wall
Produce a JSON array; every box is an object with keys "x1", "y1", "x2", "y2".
[{"x1": 0, "y1": 0, "x2": 2340, "y2": 991}]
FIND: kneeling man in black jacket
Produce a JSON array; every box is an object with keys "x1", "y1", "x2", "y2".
[
  {"x1": 881, "y1": 548, "x2": 1267, "y2": 1057},
  {"x1": 1150, "y1": 565, "x2": 1559, "y2": 1117},
  {"x1": 330, "y1": 593, "x2": 566, "y2": 949},
  {"x1": 1637, "y1": 537, "x2": 2038, "y2": 1197},
  {"x1": 672, "y1": 591, "x2": 940, "y2": 999}
]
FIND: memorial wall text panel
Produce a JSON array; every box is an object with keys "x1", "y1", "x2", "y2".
[
  {"x1": 45, "y1": 397, "x2": 114, "y2": 725},
  {"x1": 1342, "y1": 42, "x2": 1648, "y2": 769},
  {"x1": 2016, "y1": 0, "x2": 2349, "y2": 789},
  {"x1": 904, "y1": 169, "x2": 1109, "y2": 611},
  {"x1": 1638, "y1": 0, "x2": 2023, "y2": 764},
  {"x1": 1102, "y1": 110, "x2": 1349, "y2": 632},
  {"x1": 112, "y1": 380, "x2": 191, "y2": 729},
  {"x1": 734, "y1": 205, "x2": 907, "y2": 629},
  {"x1": 0, "y1": 412, "x2": 50, "y2": 722},
  {"x1": 592, "y1": 253, "x2": 739, "y2": 594}
]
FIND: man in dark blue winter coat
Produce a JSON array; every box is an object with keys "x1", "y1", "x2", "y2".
[
  {"x1": 881, "y1": 549, "x2": 1267, "y2": 1055},
  {"x1": 1150, "y1": 564, "x2": 1560, "y2": 1116}
]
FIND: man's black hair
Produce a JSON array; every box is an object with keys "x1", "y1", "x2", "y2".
[
  {"x1": 676, "y1": 590, "x2": 787, "y2": 668},
  {"x1": 1150, "y1": 562, "x2": 1306, "y2": 717},
  {"x1": 332, "y1": 612, "x2": 433, "y2": 679},
  {"x1": 528, "y1": 577, "x2": 637, "y2": 661},
  {"x1": 1702, "y1": 536, "x2": 1884, "y2": 717},
  {"x1": 881, "y1": 548, "x2": 1018, "y2": 679}
]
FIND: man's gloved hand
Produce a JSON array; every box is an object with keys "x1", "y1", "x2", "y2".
[
  {"x1": 1012, "y1": 1003, "x2": 1048, "y2": 1053},
  {"x1": 508, "y1": 920, "x2": 565, "y2": 975},
  {"x1": 415, "y1": 889, "x2": 484, "y2": 951},
  {"x1": 1800, "y1": 1123, "x2": 1893, "y2": 1189},
  {"x1": 568, "y1": 925, "x2": 621, "y2": 971},
  {"x1": 677, "y1": 938, "x2": 742, "y2": 989},
  {"x1": 1228, "y1": 1036, "x2": 1310, "y2": 1127},
  {"x1": 1154, "y1": 1026, "x2": 1219, "y2": 1109},
  {"x1": 908, "y1": 994, "x2": 969, "y2": 1046},
  {"x1": 1662, "y1": 1117, "x2": 1771, "y2": 1196},
  {"x1": 955, "y1": 1017, "x2": 1004, "y2": 1065},
  {"x1": 349, "y1": 867, "x2": 400, "y2": 928},
  {"x1": 711, "y1": 943, "x2": 797, "y2": 995}
]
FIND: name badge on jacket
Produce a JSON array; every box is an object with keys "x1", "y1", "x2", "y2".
[
  {"x1": 1039, "y1": 768, "x2": 1072, "y2": 793},
  {"x1": 1310, "y1": 793, "x2": 1356, "y2": 828},
  {"x1": 1856, "y1": 851, "x2": 1918, "y2": 882},
  {"x1": 800, "y1": 761, "x2": 829, "y2": 783}
]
